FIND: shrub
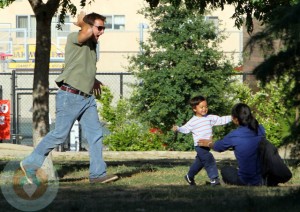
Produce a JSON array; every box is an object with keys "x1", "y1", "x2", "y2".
[{"x1": 97, "y1": 86, "x2": 166, "y2": 151}]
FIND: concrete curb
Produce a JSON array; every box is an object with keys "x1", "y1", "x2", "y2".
[{"x1": 0, "y1": 143, "x2": 291, "y2": 161}]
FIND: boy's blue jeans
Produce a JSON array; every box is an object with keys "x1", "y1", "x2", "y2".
[
  {"x1": 22, "y1": 90, "x2": 107, "y2": 179},
  {"x1": 188, "y1": 146, "x2": 219, "y2": 180}
]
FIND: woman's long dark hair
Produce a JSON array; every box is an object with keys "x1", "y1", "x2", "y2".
[{"x1": 232, "y1": 103, "x2": 259, "y2": 134}]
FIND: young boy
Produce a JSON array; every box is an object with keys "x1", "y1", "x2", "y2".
[{"x1": 172, "y1": 95, "x2": 231, "y2": 186}]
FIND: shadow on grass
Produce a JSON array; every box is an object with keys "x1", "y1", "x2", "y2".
[
  {"x1": 56, "y1": 159, "x2": 191, "y2": 182},
  {"x1": 58, "y1": 161, "x2": 160, "y2": 183},
  {"x1": 1, "y1": 159, "x2": 300, "y2": 211},
  {"x1": 52, "y1": 184, "x2": 300, "y2": 212},
  {"x1": 0, "y1": 158, "x2": 240, "y2": 184},
  {"x1": 1, "y1": 180, "x2": 300, "y2": 211},
  {"x1": 1, "y1": 158, "x2": 298, "y2": 182},
  {"x1": 55, "y1": 158, "x2": 241, "y2": 181}
]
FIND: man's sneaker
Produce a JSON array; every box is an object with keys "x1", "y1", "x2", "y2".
[
  {"x1": 210, "y1": 178, "x2": 221, "y2": 186},
  {"x1": 20, "y1": 161, "x2": 38, "y2": 185},
  {"x1": 184, "y1": 174, "x2": 196, "y2": 186},
  {"x1": 89, "y1": 174, "x2": 119, "y2": 184}
]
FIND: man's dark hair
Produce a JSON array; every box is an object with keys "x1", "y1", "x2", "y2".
[{"x1": 83, "y1": 12, "x2": 106, "y2": 25}]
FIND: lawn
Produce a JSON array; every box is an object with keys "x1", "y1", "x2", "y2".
[{"x1": 0, "y1": 156, "x2": 300, "y2": 212}]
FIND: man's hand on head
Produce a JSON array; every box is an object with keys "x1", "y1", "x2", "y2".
[{"x1": 74, "y1": 11, "x2": 86, "y2": 27}]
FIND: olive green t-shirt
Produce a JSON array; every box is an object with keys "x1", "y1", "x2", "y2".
[{"x1": 56, "y1": 32, "x2": 97, "y2": 94}]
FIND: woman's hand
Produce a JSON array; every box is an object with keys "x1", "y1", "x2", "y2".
[{"x1": 198, "y1": 139, "x2": 213, "y2": 148}]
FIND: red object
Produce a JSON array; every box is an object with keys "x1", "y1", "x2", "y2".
[
  {"x1": 0, "y1": 100, "x2": 10, "y2": 140},
  {"x1": 234, "y1": 65, "x2": 243, "y2": 71},
  {"x1": 149, "y1": 128, "x2": 162, "y2": 134},
  {"x1": 0, "y1": 52, "x2": 13, "y2": 60}
]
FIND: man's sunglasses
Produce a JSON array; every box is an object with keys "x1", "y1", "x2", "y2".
[{"x1": 93, "y1": 25, "x2": 106, "y2": 31}]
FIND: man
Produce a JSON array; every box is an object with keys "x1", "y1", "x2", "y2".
[{"x1": 20, "y1": 11, "x2": 118, "y2": 184}]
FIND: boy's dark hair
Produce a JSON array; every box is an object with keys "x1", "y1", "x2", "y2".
[
  {"x1": 83, "y1": 12, "x2": 106, "y2": 25},
  {"x1": 189, "y1": 95, "x2": 206, "y2": 109}
]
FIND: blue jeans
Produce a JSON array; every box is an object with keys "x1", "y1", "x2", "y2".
[
  {"x1": 22, "y1": 90, "x2": 107, "y2": 179},
  {"x1": 188, "y1": 146, "x2": 219, "y2": 180},
  {"x1": 220, "y1": 166, "x2": 245, "y2": 186}
]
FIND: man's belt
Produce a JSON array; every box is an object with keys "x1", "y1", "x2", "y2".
[{"x1": 60, "y1": 84, "x2": 92, "y2": 98}]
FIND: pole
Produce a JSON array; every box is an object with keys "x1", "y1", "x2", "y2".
[
  {"x1": 11, "y1": 70, "x2": 17, "y2": 144},
  {"x1": 120, "y1": 73, "x2": 123, "y2": 99}
]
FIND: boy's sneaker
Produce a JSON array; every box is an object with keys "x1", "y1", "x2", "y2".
[
  {"x1": 20, "y1": 161, "x2": 38, "y2": 185},
  {"x1": 184, "y1": 174, "x2": 196, "y2": 186},
  {"x1": 210, "y1": 178, "x2": 221, "y2": 186},
  {"x1": 89, "y1": 174, "x2": 119, "y2": 184}
]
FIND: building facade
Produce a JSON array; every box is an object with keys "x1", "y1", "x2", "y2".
[
  {"x1": 0, "y1": 0, "x2": 243, "y2": 73},
  {"x1": 0, "y1": 0, "x2": 245, "y2": 144}
]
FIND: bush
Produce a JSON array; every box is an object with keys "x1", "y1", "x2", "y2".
[
  {"x1": 97, "y1": 86, "x2": 166, "y2": 151},
  {"x1": 104, "y1": 123, "x2": 167, "y2": 151}
]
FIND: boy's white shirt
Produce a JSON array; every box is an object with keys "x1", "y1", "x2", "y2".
[{"x1": 177, "y1": 115, "x2": 232, "y2": 146}]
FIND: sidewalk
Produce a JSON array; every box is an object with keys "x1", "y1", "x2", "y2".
[{"x1": 0, "y1": 143, "x2": 291, "y2": 161}]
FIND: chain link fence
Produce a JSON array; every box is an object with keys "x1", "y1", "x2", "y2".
[
  {"x1": 0, "y1": 70, "x2": 136, "y2": 149},
  {"x1": 0, "y1": 70, "x2": 252, "y2": 150}
]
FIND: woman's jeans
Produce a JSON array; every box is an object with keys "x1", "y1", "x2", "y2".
[
  {"x1": 22, "y1": 90, "x2": 107, "y2": 179},
  {"x1": 188, "y1": 146, "x2": 219, "y2": 180},
  {"x1": 220, "y1": 166, "x2": 245, "y2": 186}
]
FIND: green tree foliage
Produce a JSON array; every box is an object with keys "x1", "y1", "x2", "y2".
[
  {"x1": 145, "y1": 0, "x2": 294, "y2": 33},
  {"x1": 146, "y1": 0, "x2": 300, "y2": 153},
  {"x1": 145, "y1": 0, "x2": 300, "y2": 114},
  {"x1": 128, "y1": 3, "x2": 234, "y2": 149}
]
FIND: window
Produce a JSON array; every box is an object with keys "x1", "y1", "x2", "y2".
[
  {"x1": 105, "y1": 16, "x2": 113, "y2": 29},
  {"x1": 204, "y1": 16, "x2": 219, "y2": 30},
  {"x1": 105, "y1": 15, "x2": 125, "y2": 30},
  {"x1": 16, "y1": 15, "x2": 35, "y2": 38},
  {"x1": 30, "y1": 16, "x2": 36, "y2": 38},
  {"x1": 51, "y1": 15, "x2": 71, "y2": 38},
  {"x1": 16, "y1": 15, "x2": 70, "y2": 38},
  {"x1": 114, "y1": 15, "x2": 125, "y2": 30}
]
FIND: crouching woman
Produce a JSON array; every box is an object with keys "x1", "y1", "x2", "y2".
[{"x1": 198, "y1": 103, "x2": 265, "y2": 186}]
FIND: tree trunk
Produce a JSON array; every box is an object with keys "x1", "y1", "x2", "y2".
[
  {"x1": 32, "y1": 7, "x2": 51, "y2": 146},
  {"x1": 30, "y1": 0, "x2": 60, "y2": 180}
]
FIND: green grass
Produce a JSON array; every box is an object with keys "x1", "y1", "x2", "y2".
[{"x1": 1, "y1": 158, "x2": 300, "y2": 211}]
